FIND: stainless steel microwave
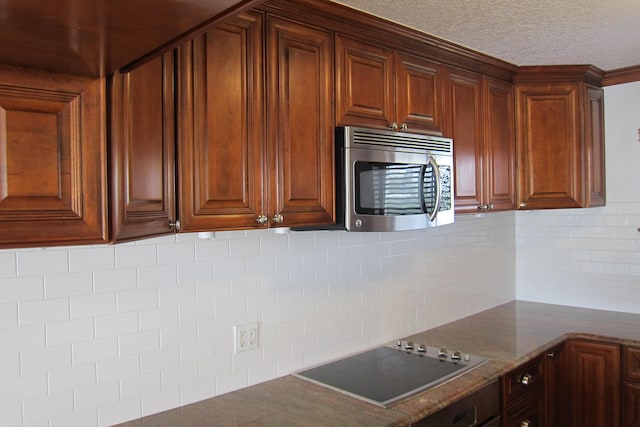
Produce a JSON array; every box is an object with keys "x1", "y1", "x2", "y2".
[{"x1": 336, "y1": 126, "x2": 454, "y2": 232}]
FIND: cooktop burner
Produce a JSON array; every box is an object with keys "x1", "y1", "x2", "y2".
[{"x1": 294, "y1": 341, "x2": 487, "y2": 407}]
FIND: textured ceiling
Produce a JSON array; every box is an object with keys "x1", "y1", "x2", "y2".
[{"x1": 332, "y1": 0, "x2": 640, "y2": 71}]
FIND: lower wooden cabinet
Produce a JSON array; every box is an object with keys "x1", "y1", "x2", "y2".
[
  {"x1": 503, "y1": 388, "x2": 545, "y2": 427},
  {"x1": 0, "y1": 65, "x2": 108, "y2": 248},
  {"x1": 502, "y1": 354, "x2": 546, "y2": 427},
  {"x1": 566, "y1": 339, "x2": 620, "y2": 427},
  {"x1": 624, "y1": 346, "x2": 640, "y2": 427}
]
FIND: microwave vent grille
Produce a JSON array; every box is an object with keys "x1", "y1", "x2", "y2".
[{"x1": 351, "y1": 129, "x2": 452, "y2": 154}]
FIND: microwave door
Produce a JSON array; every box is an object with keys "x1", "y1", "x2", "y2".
[{"x1": 419, "y1": 157, "x2": 441, "y2": 222}]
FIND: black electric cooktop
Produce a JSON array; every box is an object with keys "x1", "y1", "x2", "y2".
[{"x1": 294, "y1": 342, "x2": 487, "y2": 407}]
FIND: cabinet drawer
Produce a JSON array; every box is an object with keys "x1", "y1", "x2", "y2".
[
  {"x1": 503, "y1": 388, "x2": 544, "y2": 427},
  {"x1": 502, "y1": 356, "x2": 544, "y2": 406},
  {"x1": 624, "y1": 346, "x2": 640, "y2": 382}
]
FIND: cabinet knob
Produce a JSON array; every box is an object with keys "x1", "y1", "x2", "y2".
[
  {"x1": 519, "y1": 202, "x2": 527, "y2": 208},
  {"x1": 169, "y1": 219, "x2": 181, "y2": 232},
  {"x1": 518, "y1": 373, "x2": 534, "y2": 385},
  {"x1": 399, "y1": 123, "x2": 408, "y2": 131},
  {"x1": 520, "y1": 420, "x2": 531, "y2": 427},
  {"x1": 389, "y1": 122, "x2": 398, "y2": 131},
  {"x1": 272, "y1": 214, "x2": 284, "y2": 224},
  {"x1": 256, "y1": 215, "x2": 268, "y2": 225}
]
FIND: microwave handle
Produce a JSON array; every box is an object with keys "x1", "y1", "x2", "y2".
[{"x1": 420, "y1": 156, "x2": 441, "y2": 222}]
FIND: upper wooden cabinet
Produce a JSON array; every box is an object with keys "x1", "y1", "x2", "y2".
[
  {"x1": 444, "y1": 67, "x2": 516, "y2": 213},
  {"x1": 515, "y1": 66, "x2": 606, "y2": 210},
  {"x1": 335, "y1": 35, "x2": 444, "y2": 135},
  {"x1": 266, "y1": 16, "x2": 335, "y2": 228},
  {"x1": 109, "y1": 52, "x2": 176, "y2": 242},
  {"x1": 177, "y1": 11, "x2": 335, "y2": 232},
  {"x1": 177, "y1": 12, "x2": 266, "y2": 232},
  {"x1": 0, "y1": 65, "x2": 108, "y2": 248}
]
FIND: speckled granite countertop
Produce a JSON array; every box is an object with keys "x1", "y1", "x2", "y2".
[{"x1": 115, "y1": 301, "x2": 640, "y2": 427}]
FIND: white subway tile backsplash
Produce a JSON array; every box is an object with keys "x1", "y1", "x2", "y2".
[
  {"x1": 141, "y1": 389, "x2": 180, "y2": 417},
  {"x1": 0, "y1": 373, "x2": 47, "y2": 403},
  {"x1": 68, "y1": 247, "x2": 115, "y2": 272},
  {"x1": 0, "y1": 325, "x2": 45, "y2": 354},
  {"x1": 119, "y1": 330, "x2": 160, "y2": 357},
  {"x1": 45, "y1": 272, "x2": 93, "y2": 298},
  {"x1": 140, "y1": 346, "x2": 180, "y2": 374},
  {"x1": 97, "y1": 355, "x2": 140, "y2": 383},
  {"x1": 22, "y1": 391, "x2": 73, "y2": 423},
  {"x1": 96, "y1": 397, "x2": 141, "y2": 427},
  {"x1": 157, "y1": 242, "x2": 195, "y2": 265},
  {"x1": 177, "y1": 261, "x2": 213, "y2": 283},
  {"x1": 74, "y1": 381, "x2": 120, "y2": 411},
  {"x1": 115, "y1": 245, "x2": 157, "y2": 269},
  {"x1": 21, "y1": 345, "x2": 71, "y2": 376},
  {"x1": 46, "y1": 318, "x2": 93, "y2": 347},
  {"x1": 70, "y1": 293, "x2": 116, "y2": 320},
  {"x1": 180, "y1": 379, "x2": 215, "y2": 405},
  {"x1": 138, "y1": 264, "x2": 178, "y2": 288},
  {"x1": 139, "y1": 306, "x2": 178, "y2": 331},
  {"x1": 0, "y1": 401, "x2": 22, "y2": 427},
  {"x1": 0, "y1": 353, "x2": 19, "y2": 381},
  {"x1": 158, "y1": 284, "x2": 196, "y2": 307},
  {"x1": 117, "y1": 288, "x2": 158, "y2": 313},
  {"x1": 16, "y1": 250, "x2": 68, "y2": 276},
  {"x1": 0, "y1": 252, "x2": 17, "y2": 278},
  {"x1": 93, "y1": 269, "x2": 137, "y2": 294},
  {"x1": 95, "y1": 312, "x2": 139, "y2": 339},
  {"x1": 50, "y1": 409, "x2": 98, "y2": 427},
  {"x1": 120, "y1": 372, "x2": 162, "y2": 400},
  {"x1": 48, "y1": 363, "x2": 96, "y2": 394},
  {"x1": 72, "y1": 337, "x2": 118, "y2": 365},
  {"x1": 161, "y1": 363, "x2": 198, "y2": 390},
  {"x1": 0, "y1": 277, "x2": 44, "y2": 304},
  {"x1": 0, "y1": 303, "x2": 18, "y2": 329},
  {"x1": 0, "y1": 213, "x2": 517, "y2": 426}
]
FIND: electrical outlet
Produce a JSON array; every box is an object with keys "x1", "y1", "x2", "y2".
[{"x1": 234, "y1": 322, "x2": 259, "y2": 353}]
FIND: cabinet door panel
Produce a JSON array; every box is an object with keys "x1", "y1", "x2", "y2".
[
  {"x1": 0, "y1": 66, "x2": 107, "y2": 247},
  {"x1": 335, "y1": 35, "x2": 394, "y2": 129},
  {"x1": 445, "y1": 68, "x2": 483, "y2": 213},
  {"x1": 585, "y1": 86, "x2": 605, "y2": 207},
  {"x1": 483, "y1": 77, "x2": 515, "y2": 211},
  {"x1": 396, "y1": 53, "x2": 443, "y2": 134},
  {"x1": 110, "y1": 53, "x2": 176, "y2": 241},
  {"x1": 567, "y1": 340, "x2": 620, "y2": 427},
  {"x1": 516, "y1": 84, "x2": 582, "y2": 209},
  {"x1": 268, "y1": 17, "x2": 334, "y2": 227},
  {"x1": 624, "y1": 381, "x2": 640, "y2": 427},
  {"x1": 178, "y1": 12, "x2": 265, "y2": 231}
]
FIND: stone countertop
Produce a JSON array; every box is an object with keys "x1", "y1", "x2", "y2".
[{"x1": 115, "y1": 301, "x2": 640, "y2": 427}]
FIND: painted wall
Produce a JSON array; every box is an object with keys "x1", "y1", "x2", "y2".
[
  {"x1": 0, "y1": 213, "x2": 515, "y2": 426},
  {"x1": 516, "y1": 81, "x2": 640, "y2": 312}
]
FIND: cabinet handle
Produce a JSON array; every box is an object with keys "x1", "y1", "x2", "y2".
[
  {"x1": 389, "y1": 122, "x2": 398, "y2": 131},
  {"x1": 518, "y1": 373, "x2": 534, "y2": 385},
  {"x1": 519, "y1": 202, "x2": 527, "y2": 208},
  {"x1": 272, "y1": 214, "x2": 284, "y2": 224},
  {"x1": 520, "y1": 420, "x2": 531, "y2": 427},
  {"x1": 169, "y1": 219, "x2": 181, "y2": 232},
  {"x1": 399, "y1": 123, "x2": 408, "y2": 131},
  {"x1": 547, "y1": 351, "x2": 555, "y2": 358},
  {"x1": 256, "y1": 215, "x2": 268, "y2": 225}
]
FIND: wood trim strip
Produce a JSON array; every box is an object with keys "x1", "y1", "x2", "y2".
[{"x1": 603, "y1": 65, "x2": 640, "y2": 86}]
